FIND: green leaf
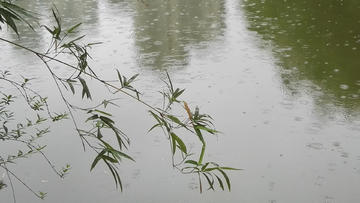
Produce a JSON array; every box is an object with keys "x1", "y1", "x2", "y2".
[
  {"x1": 185, "y1": 160, "x2": 198, "y2": 165},
  {"x1": 108, "y1": 149, "x2": 135, "y2": 162},
  {"x1": 87, "y1": 42, "x2": 103, "y2": 46},
  {"x1": 42, "y1": 25, "x2": 54, "y2": 35},
  {"x1": 203, "y1": 172, "x2": 215, "y2": 191},
  {"x1": 94, "y1": 109, "x2": 112, "y2": 117},
  {"x1": 66, "y1": 35, "x2": 85, "y2": 45},
  {"x1": 195, "y1": 125, "x2": 220, "y2": 135},
  {"x1": 66, "y1": 79, "x2": 75, "y2": 94},
  {"x1": 201, "y1": 162, "x2": 210, "y2": 171},
  {"x1": 102, "y1": 155, "x2": 118, "y2": 163},
  {"x1": 149, "y1": 110, "x2": 162, "y2": 123},
  {"x1": 0, "y1": 7, "x2": 19, "y2": 35},
  {"x1": 97, "y1": 127, "x2": 103, "y2": 139},
  {"x1": 103, "y1": 160, "x2": 123, "y2": 191},
  {"x1": 166, "y1": 115, "x2": 182, "y2": 125},
  {"x1": 1, "y1": 2, "x2": 38, "y2": 33},
  {"x1": 116, "y1": 70, "x2": 123, "y2": 86},
  {"x1": 90, "y1": 149, "x2": 107, "y2": 171},
  {"x1": 85, "y1": 114, "x2": 98, "y2": 122},
  {"x1": 170, "y1": 133, "x2": 187, "y2": 154},
  {"x1": 220, "y1": 167, "x2": 242, "y2": 171},
  {"x1": 67, "y1": 22, "x2": 82, "y2": 33},
  {"x1": 171, "y1": 133, "x2": 176, "y2": 155},
  {"x1": 214, "y1": 174, "x2": 224, "y2": 191},
  {"x1": 194, "y1": 127, "x2": 205, "y2": 145},
  {"x1": 78, "y1": 77, "x2": 92, "y2": 100},
  {"x1": 218, "y1": 168, "x2": 231, "y2": 191},
  {"x1": 203, "y1": 167, "x2": 218, "y2": 172},
  {"x1": 127, "y1": 73, "x2": 139, "y2": 85},
  {"x1": 51, "y1": 7, "x2": 61, "y2": 39},
  {"x1": 99, "y1": 116, "x2": 115, "y2": 124},
  {"x1": 148, "y1": 123, "x2": 162, "y2": 132}
]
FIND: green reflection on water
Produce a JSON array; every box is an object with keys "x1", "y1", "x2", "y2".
[
  {"x1": 241, "y1": 0, "x2": 360, "y2": 119},
  {"x1": 132, "y1": 0, "x2": 226, "y2": 70}
]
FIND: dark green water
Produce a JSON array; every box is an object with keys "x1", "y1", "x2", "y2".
[{"x1": 241, "y1": 0, "x2": 360, "y2": 120}]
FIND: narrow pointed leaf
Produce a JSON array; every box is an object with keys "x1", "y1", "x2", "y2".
[
  {"x1": 171, "y1": 133, "x2": 187, "y2": 154},
  {"x1": 203, "y1": 173, "x2": 215, "y2": 191},
  {"x1": 217, "y1": 168, "x2": 231, "y2": 191},
  {"x1": 67, "y1": 22, "x2": 82, "y2": 33},
  {"x1": 94, "y1": 109, "x2": 112, "y2": 116},
  {"x1": 90, "y1": 149, "x2": 107, "y2": 171},
  {"x1": 85, "y1": 114, "x2": 98, "y2": 122},
  {"x1": 185, "y1": 160, "x2": 198, "y2": 165},
  {"x1": 116, "y1": 70, "x2": 123, "y2": 86},
  {"x1": 78, "y1": 77, "x2": 91, "y2": 99},
  {"x1": 214, "y1": 174, "x2": 224, "y2": 191}
]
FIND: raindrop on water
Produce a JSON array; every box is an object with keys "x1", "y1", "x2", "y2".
[
  {"x1": 306, "y1": 143, "x2": 323, "y2": 150},
  {"x1": 154, "y1": 41, "x2": 163, "y2": 45},
  {"x1": 341, "y1": 152, "x2": 350, "y2": 158},
  {"x1": 318, "y1": 196, "x2": 335, "y2": 203},
  {"x1": 332, "y1": 142, "x2": 340, "y2": 147}
]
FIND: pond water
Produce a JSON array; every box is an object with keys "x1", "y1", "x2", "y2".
[{"x1": 1, "y1": 0, "x2": 360, "y2": 202}]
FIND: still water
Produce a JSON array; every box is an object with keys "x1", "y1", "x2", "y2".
[{"x1": 1, "y1": 0, "x2": 360, "y2": 202}]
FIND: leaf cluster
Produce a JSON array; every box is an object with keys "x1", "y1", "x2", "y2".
[
  {"x1": 148, "y1": 72, "x2": 240, "y2": 193},
  {"x1": 0, "y1": 1, "x2": 38, "y2": 36},
  {"x1": 0, "y1": 3, "x2": 241, "y2": 201}
]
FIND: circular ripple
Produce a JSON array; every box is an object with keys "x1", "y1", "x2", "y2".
[{"x1": 306, "y1": 143, "x2": 323, "y2": 150}]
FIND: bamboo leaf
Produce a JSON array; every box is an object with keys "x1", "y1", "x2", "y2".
[
  {"x1": 167, "y1": 115, "x2": 182, "y2": 125},
  {"x1": 171, "y1": 133, "x2": 176, "y2": 155},
  {"x1": 66, "y1": 35, "x2": 86, "y2": 45},
  {"x1": 67, "y1": 22, "x2": 82, "y2": 33},
  {"x1": 171, "y1": 133, "x2": 187, "y2": 154},
  {"x1": 102, "y1": 155, "x2": 118, "y2": 163},
  {"x1": 195, "y1": 125, "x2": 220, "y2": 134},
  {"x1": 203, "y1": 172, "x2": 215, "y2": 191},
  {"x1": 90, "y1": 149, "x2": 107, "y2": 171},
  {"x1": 203, "y1": 167, "x2": 218, "y2": 172},
  {"x1": 201, "y1": 162, "x2": 209, "y2": 171},
  {"x1": 214, "y1": 174, "x2": 224, "y2": 191},
  {"x1": 66, "y1": 79, "x2": 75, "y2": 94},
  {"x1": 194, "y1": 127, "x2": 205, "y2": 145},
  {"x1": 78, "y1": 77, "x2": 92, "y2": 99},
  {"x1": 85, "y1": 114, "x2": 98, "y2": 122},
  {"x1": 148, "y1": 110, "x2": 162, "y2": 123},
  {"x1": 99, "y1": 116, "x2": 115, "y2": 124},
  {"x1": 94, "y1": 109, "x2": 112, "y2": 117},
  {"x1": 0, "y1": 8, "x2": 19, "y2": 35},
  {"x1": 148, "y1": 123, "x2": 162, "y2": 132},
  {"x1": 217, "y1": 168, "x2": 231, "y2": 191},
  {"x1": 185, "y1": 160, "x2": 198, "y2": 165},
  {"x1": 220, "y1": 167, "x2": 242, "y2": 171},
  {"x1": 103, "y1": 160, "x2": 123, "y2": 191},
  {"x1": 42, "y1": 25, "x2": 54, "y2": 35},
  {"x1": 116, "y1": 70, "x2": 123, "y2": 87},
  {"x1": 109, "y1": 149, "x2": 135, "y2": 162},
  {"x1": 97, "y1": 127, "x2": 103, "y2": 139},
  {"x1": 127, "y1": 73, "x2": 139, "y2": 84}
]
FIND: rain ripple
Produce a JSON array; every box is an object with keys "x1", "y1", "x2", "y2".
[{"x1": 306, "y1": 143, "x2": 323, "y2": 150}]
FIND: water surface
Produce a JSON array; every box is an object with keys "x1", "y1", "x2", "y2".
[{"x1": 1, "y1": 0, "x2": 360, "y2": 202}]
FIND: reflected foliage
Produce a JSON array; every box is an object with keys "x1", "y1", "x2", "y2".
[
  {"x1": 241, "y1": 0, "x2": 360, "y2": 117},
  {"x1": 132, "y1": 0, "x2": 226, "y2": 70}
]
